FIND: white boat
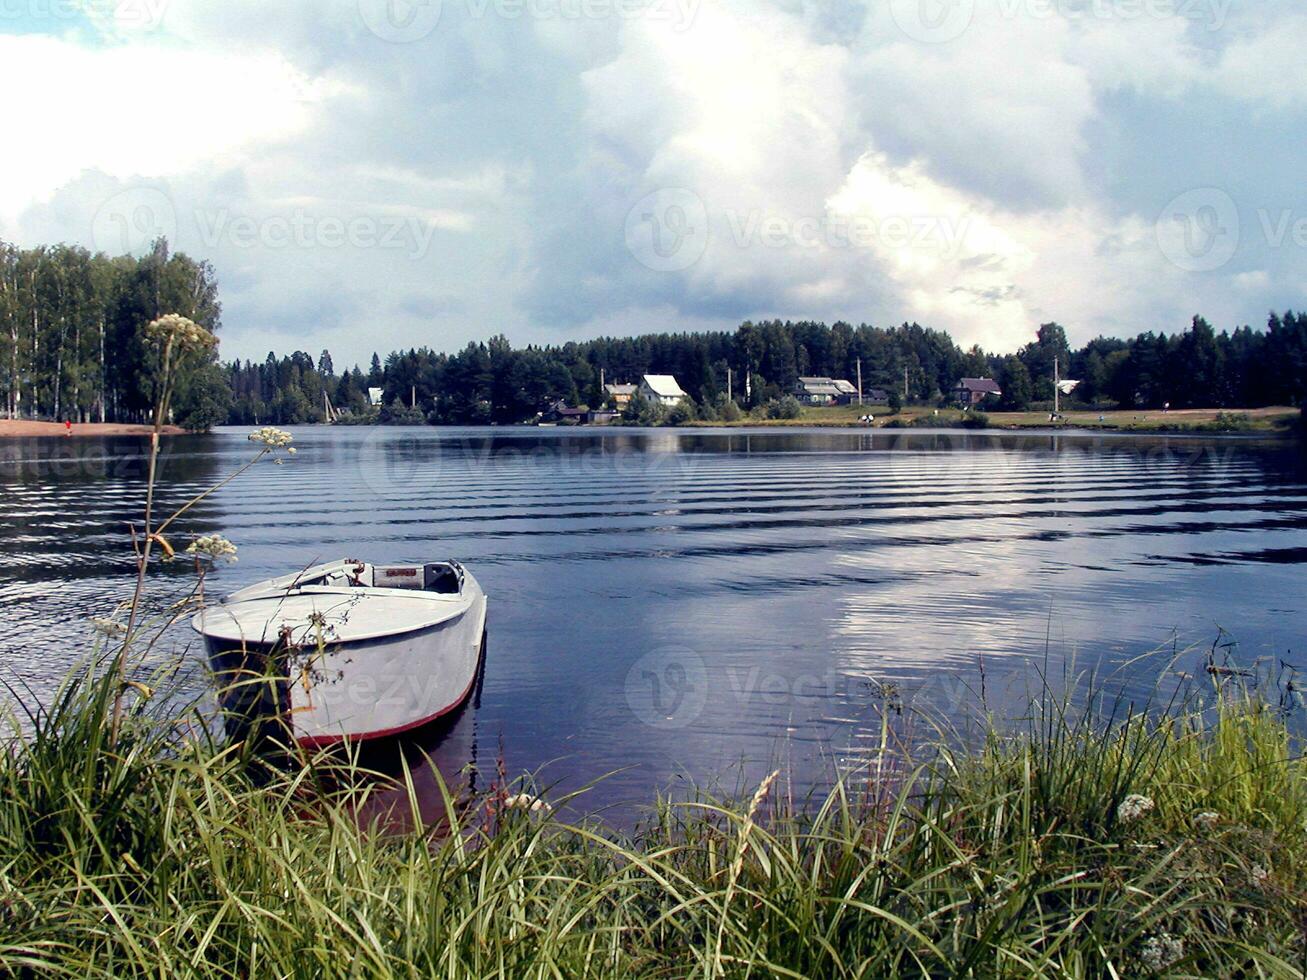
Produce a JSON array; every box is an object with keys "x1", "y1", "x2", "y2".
[{"x1": 192, "y1": 559, "x2": 487, "y2": 747}]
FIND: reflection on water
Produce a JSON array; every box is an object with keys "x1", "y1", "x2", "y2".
[
  {"x1": 1, "y1": 426, "x2": 1305, "y2": 816},
  {"x1": 348, "y1": 660, "x2": 485, "y2": 834}
]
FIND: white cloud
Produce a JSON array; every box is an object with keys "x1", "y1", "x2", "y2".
[
  {"x1": 3, "y1": 0, "x2": 1304, "y2": 364},
  {"x1": 1214, "y1": 15, "x2": 1307, "y2": 110},
  {"x1": 1234, "y1": 270, "x2": 1270, "y2": 292},
  {"x1": 0, "y1": 33, "x2": 340, "y2": 226}
]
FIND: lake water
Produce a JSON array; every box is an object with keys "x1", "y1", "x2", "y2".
[{"x1": 2, "y1": 426, "x2": 1305, "y2": 817}]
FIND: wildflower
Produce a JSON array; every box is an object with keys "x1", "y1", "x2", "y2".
[
  {"x1": 248, "y1": 426, "x2": 294, "y2": 449},
  {"x1": 1193, "y1": 811, "x2": 1220, "y2": 831},
  {"x1": 502, "y1": 793, "x2": 551, "y2": 813},
  {"x1": 144, "y1": 314, "x2": 217, "y2": 352},
  {"x1": 1139, "y1": 933, "x2": 1184, "y2": 972},
  {"x1": 1117, "y1": 794, "x2": 1155, "y2": 823},
  {"x1": 185, "y1": 534, "x2": 238, "y2": 562},
  {"x1": 1250, "y1": 864, "x2": 1270, "y2": 888}
]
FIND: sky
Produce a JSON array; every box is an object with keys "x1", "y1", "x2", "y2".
[{"x1": 2, "y1": 0, "x2": 1305, "y2": 368}]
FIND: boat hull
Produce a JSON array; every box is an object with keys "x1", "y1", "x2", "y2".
[
  {"x1": 201, "y1": 568, "x2": 487, "y2": 747},
  {"x1": 287, "y1": 597, "x2": 486, "y2": 746}
]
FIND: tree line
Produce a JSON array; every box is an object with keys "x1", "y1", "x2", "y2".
[
  {"x1": 0, "y1": 239, "x2": 225, "y2": 428},
  {"x1": 230, "y1": 315, "x2": 1307, "y2": 427},
  {"x1": 4, "y1": 238, "x2": 1306, "y2": 429}
]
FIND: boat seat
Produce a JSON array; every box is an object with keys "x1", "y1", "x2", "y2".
[{"x1": 424, "y1": 563, "x2": 462, "y2": 594}]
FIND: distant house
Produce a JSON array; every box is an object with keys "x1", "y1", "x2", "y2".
[
  {"x1": 831, "y1": 379, "x2": 860, "y2": 405},
  {"x1": 367, "y1": 387, "x2": 384, "y2": 407},
  {"x1": 794, "y1": 377, "x2": 843, "y2": 405},
  {"x1": 604, "y1": 383, "x2": 638, "y2": 408},
  {"x1": 638, "y1": 375, "x2": 688, "y2": 406},
  {"x1": 543, "y1": 399, "x2": 588, "y2": 424},
  {"x1": 952, "y1": 377, "x2": 1002, "y2": 408},
  {"x1": 586, "y1": 408, "x2": 619, "y2": 425}
]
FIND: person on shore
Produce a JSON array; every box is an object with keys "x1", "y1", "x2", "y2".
[{"x1": 64, "y1": 419, "x2": 72, "y2": 436}]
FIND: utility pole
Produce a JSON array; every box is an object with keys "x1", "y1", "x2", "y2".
[
  {"x1": 411, "y1": 385, "x2": 416, "y2": 410},
  {"x1": 727, "y1": 366, "x2": 732, "y2": 402},
  {"x1": 600, "y1": 366, "x2": 605, "y2": 391},
  {"x1": 856, "y1": 359, "x2": 863, "y2": 406},
  {"x1": 1053, "y1": 355, "x2": 1059, "y2": 416},
  {"x1": 903, "y1": 365, "x2": 909, "y2": 402}
]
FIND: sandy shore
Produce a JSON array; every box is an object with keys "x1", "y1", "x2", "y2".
[{"x1": 0, "y1": 420, "x2": 186, "y2": 439}]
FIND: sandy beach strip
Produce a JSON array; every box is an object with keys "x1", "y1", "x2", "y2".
[{"x1": 0, "y1": 420, "x2": 186, "y2": 439}]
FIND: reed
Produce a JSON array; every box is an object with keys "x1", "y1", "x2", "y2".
[{"x1": 0, "y1": 659, "x2": 1302, "y2": 979}]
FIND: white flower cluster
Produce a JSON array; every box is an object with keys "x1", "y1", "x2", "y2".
[
  {"x1": 248, "y1": 427, "x2": 296, "y2": 455},
  {"x1": 1139, "y1": 933, "x2": 1184, "y2": 972},
  {"x1": 1250, "y1": 864, "x2": 1270, "y2": 888},
  {"x1": 1193, "y1": 811, "x2": 1221, "y2": 831},
  {"x1": 186, "y1": 534, "x2": 238, "y2": 562},
  {"x1": 145, "y1": 314, "x2": 217, "y2": 352},
  {"x1": 502, "y1": 793, "x2": 551, "y2": 813},
  {"x1": 1117, "y1": 794, "x2": 1155, "y2": 824}
]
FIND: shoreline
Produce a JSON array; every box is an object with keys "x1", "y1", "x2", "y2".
[
  {"x1": 680, "y1": 405, "x2": 1303, "y2": 437},
  {"x1": 0, "y1": 420, "x2": 187, "y2": 439}
]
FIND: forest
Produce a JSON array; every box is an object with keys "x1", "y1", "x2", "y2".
[
  {"x1": 3, "y1": 238, "x2": 1306, "y2": 429},
  {"x1": 0, "y1": 240, "x2": 226, "y2": 429},
  {"x1": 225, "y1": 316, "x2": 1307, "y2": 426}
]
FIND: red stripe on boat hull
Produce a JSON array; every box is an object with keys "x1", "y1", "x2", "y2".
[{"x1": 294, "y1": 643, "x2": 483, "y2": 748}]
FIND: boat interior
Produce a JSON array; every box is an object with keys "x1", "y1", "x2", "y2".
[{"x1": 306, "y1": 561, "x2": 464, "y2": 595}]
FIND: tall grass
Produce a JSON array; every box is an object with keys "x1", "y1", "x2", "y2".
[{"x1": 0, "y1": 661, "x2": 1302, "y2": 978}]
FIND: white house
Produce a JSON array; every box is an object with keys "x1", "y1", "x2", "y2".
[
  {"x1": 638, "y1": 374, "x2": 689, "y2": 406},
  {"x1": 794, "y1": 377, "x2": 842, "y2": 405}
]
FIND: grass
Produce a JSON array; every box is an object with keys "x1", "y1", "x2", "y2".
[
  {"x1": 687, "y1": 404, "x2": 1302, "y2": 434},
  {"x1": 0, "y1": 655, "x2": 1303, "y2": 978}
]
